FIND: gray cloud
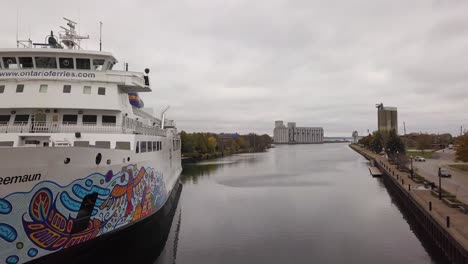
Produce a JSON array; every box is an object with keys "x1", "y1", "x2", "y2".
[{"x1": 2, "y1": 0, "x2": 468, "y2": 136}]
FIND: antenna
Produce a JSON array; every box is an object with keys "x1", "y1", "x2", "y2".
[
  {"x1": 16, "y1": 9, "x2": 19, "y2": 48},
  {"x1": 59, "y1": 17, "x2": 89, "y2": 49},
  {"x1": 99, "y1": 21, "x2": 103, "y2": 51},
  {"x1": 161, "y1": 106, "x2": 170, "y2": 129}
]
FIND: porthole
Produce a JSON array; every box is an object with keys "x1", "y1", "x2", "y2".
[
  {"x1": 106, "y1": 159, "x2": 111, "y2": 165},
  {"x1": 127, "y1": 157, "x2": 130, "y2": 162},
  {"x1": 64, "y1": 158, "x2": 71, "y2": 164},
  {"x1": 95, "y1": 153, "x2": 102, "y2": 165}
]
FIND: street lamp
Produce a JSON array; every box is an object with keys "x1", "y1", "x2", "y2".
[
  {"x1": 438, "y1": 167, "x2": 442, "y2": 200},
  {"x1": 410, "y1": 155, "x2": 414, "y2": 179},
  {"x1": 396, "y1": 150, "x2": 400, "y2": 169}
]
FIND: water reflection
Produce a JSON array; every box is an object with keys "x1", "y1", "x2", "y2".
[
  {"x1": 154, "y1": 200, "x2": 182, "y2": 264},
  {"x1": 157, "y1": 144, "x2": 445, "y2": 264},
  {"x1": 105, "y1": 182, "x2": 183, "y2": 264},
  {"x1": 180, "y1": 164, "x2": 220, "y2": 184}
]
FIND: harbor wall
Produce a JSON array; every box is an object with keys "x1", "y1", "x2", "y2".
[{"x1": 350, "y1": 144, "x2": 468, "y2": 263}]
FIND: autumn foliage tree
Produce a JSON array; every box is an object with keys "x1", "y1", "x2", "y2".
[
  {"x1": 179, "y1": 131, "x2": 272, "y2": 158},
  {"x1": 456, "y1": 134, "x2": 468, "y2": 162},
  {"x1": 370, "y1": 131, "x2": 384, "y2": 153},
  {"x1": 416, "y1": 134, "x2": 432, "y2": 152},
  {"x1": 386, "y1": 129, "x2": 405, "y2": 155},
  {"x1": 358, "y1": 134, "x2": 373, "y2": 148}
]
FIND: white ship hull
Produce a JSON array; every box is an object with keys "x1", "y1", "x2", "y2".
[{"x1": 0, "y1": 141, "x2": 182, "y2": 263}]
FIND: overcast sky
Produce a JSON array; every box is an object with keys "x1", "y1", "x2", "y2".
[{"x1": 2, "y1": 0, "x2": 468, "y2": 136}]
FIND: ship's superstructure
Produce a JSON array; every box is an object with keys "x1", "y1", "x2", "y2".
[{"x1": 0, "y1": 19, "x2": 182, "y2": 263}]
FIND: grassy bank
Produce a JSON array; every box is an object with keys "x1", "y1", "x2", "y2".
[
  {"x1": 406, "y1": 150, "x2": 433, "y2": 159},
  {"x1": 448, "y1": 164, "x2": 468, "y2": 172}
]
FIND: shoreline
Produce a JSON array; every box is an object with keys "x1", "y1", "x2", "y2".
[
  {"x1": 182, "y1": 149, "x2": 268, "y2": 164},
  {"x1": 350, "y1": 144, "x2": 468, "y2": 263}
]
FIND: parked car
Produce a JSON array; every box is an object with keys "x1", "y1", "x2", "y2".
[
  {"x1": 440, "y1": 168, "x2": 451, "y2": 178},
  {"x1": 414, "y1": 156, "x2": 425, "y2": 162}
]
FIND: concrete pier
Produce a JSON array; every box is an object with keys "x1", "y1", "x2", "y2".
[
  {"x1": 351, "y1": 144, "x2": 468, "y2": 263},
  {"x1": 368, "y1": 166, "x2": 382, "y2": 177}
]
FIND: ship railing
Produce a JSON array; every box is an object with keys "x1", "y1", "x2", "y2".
[
  {"x1": 0, "y1": 122, "x2": 167, "y2": 136},
  {"x1": 132, "y1": 107, "x2": 162, "y2": 126},
  {"x1": 164, "y1": 119, "x2": 176, "y2": 128}
]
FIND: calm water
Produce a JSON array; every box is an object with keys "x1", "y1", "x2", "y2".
[{"x1": 155, "y1": 143, "x2": 445, "y2": 264}]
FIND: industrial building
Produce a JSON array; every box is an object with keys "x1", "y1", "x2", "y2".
[
  {"x1": 376, "y1": 103, "x2": 398, "y2": 133},
  {"x1": 274, "y1": 121, "x2": 323, "y2": 144}
]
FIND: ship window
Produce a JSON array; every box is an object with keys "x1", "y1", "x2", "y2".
[
  {"x1": 153, "y1": 141, "x2": 156, "y2": 151},
  {"x1": 148, "y1": 141, "x2": 153, "y2": 152},
  {"x1": 74, "y1": 141, "x2": 90, "y2": 147},
  {"x1": 83, "y1": 115, "x2": 97, "y2": 124},
  {"x1": 59, "y1": 58, "x2": 74, "y2": 69},
  {"x1": 141, "y1": 141, "x2": 147, "y2": 153},
  {"x1": 14, "y1": 115, "x2": 29, "y2": 124},
  {"x1": 0, "y1": 141, "x2": 14, "y2": 147},
  {"x1": 2, "y1": 57, "x2": 18, "y2": 69},
  {"x1": 95, "y1": 141, "x2": 110, "y2": 148},
  {"x1": 108, "y1": 62, "x2": 115, "y2": 70},
  {"x1": 76, "y1": 58, "x2": 91, "y2": 70},
  {"x1": 83, "y1": 86, "x2": 91, "y2": 94},
  {"x1": 62, "y1": 115, "x2": 78, "y2": 125},
  {"x1": 0, "y1": 85, "x2": 4, "y2": 93},
  {"x1": 136, "y1": 141, "x2": 140, "y2": 153},
  {"x1": 0, "y1": 115, "x2": 10, "y2": 124},
  {"x1": 93, "y1": 59, "x2": 105, "y2": 71},
  {"x1": 71, "y1": 192, "x2": 98, "y2": 234},
  {"x1": 16, "y1": 84, "x2": 24, "y2": 93},
  {"x1": 63, "y1": 85, "x2": 71, "y2": 93},
  {"x1": 39, "y1": 84, "x2": 48, "y2": 93},
  {"x1": 116, "y1": 141, "x2": 131, "y2": 150},
  {"x1": 35, "y1": 57, "x2": 57, "y2": 69},
  {"x1": 19, "y1": 57, "x2": 34, "y2": 69},
  {"x1": 102, "y1": 115, "x2": 116, "y2": 124},
  {"x1": 98, "y1": 87, "x2": 106, "y2": 95}
]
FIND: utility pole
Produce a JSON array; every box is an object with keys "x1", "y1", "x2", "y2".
[{"x1": 403, "y1": 121, "x2": 406, "y2": 135}]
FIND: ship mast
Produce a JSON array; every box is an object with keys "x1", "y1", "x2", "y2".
[{"x1": 59, "y1": 17, "x2": 89, "y2": 49}]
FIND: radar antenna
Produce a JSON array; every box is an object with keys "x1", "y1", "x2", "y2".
[{"x1": 59, "y1": 17, "x2": 89, "y2": 49}]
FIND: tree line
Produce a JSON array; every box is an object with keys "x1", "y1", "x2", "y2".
[
  {"x1": 180, "y1": 131, "x2": 273, "y2": 160},
  {"x1": 455, "y1": 134, "x2": 468, "y2": 162},
  {"x1": 358, "y1": 129, "x2": 407, "y2": 166}
]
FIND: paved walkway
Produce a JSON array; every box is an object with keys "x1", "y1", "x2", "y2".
[
  {"x1": 352, "y1": 145, "x2": 468, "y2": 251},
  {"x1": 413, "y1": 149, "x2": 468, "y2": 205}
]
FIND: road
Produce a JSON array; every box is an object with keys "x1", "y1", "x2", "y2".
[{"x1": 413, "y1": 149, "x2": 468, "y2": 204}]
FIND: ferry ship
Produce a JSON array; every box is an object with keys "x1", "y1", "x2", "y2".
[{"x1": 0, "y1": 18, "x2": 182, "y2": 263}]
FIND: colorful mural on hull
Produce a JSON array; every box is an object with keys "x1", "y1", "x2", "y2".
[{"x1": 0, "y1": 165, "x2": 167, "y2": 264}]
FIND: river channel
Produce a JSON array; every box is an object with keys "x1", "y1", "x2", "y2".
[{"x1": 155, "y1": 143, "x2": 447, "y2": 263}]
